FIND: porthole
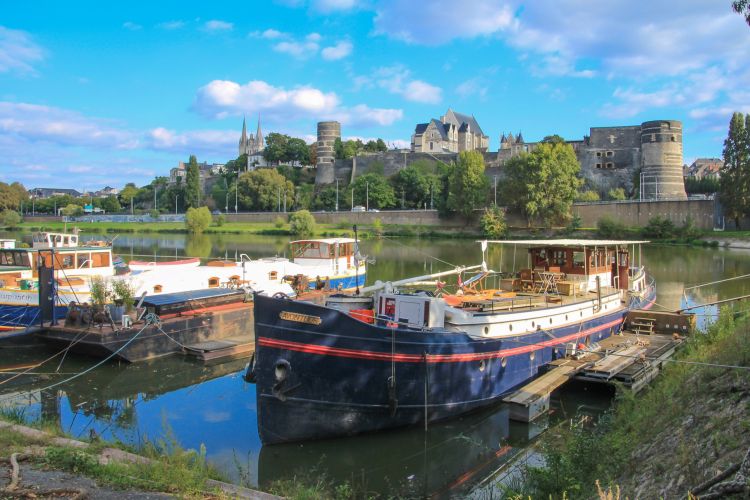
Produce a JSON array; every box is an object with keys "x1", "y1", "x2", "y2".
[
  {"x1": 479, "y1": 359, "x2": 486, "y2": 372},
  {"x1": 501, "y1": 357, "x2": 507, "y2": 368},
  {"x1": 565, "y1": 314, "x2": 568, "y2": 321},
  {"x1": 531, "y1": 321, "x2": 535, "y2": 328},
  {"x1": 509, "y1": 324, "x2": 513, "y2": 332},
  {"x1": 484, "y1": 326, "x2": 489, "y2": 335},
  {"x1": 549, "y1": 318, "x2": 553, "y2": 325}
]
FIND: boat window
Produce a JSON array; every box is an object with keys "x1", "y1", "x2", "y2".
[
  {"x1": 572, "y1": 251, "x2": 586, "y2": 269},
  {"x1": 208, "y1": 277, "x2": 220, "y2": 288},
  {"x1": 153, "y1": 285, "x2": 163, "y2": 293},
  {"x1": 293, "y1": 242, "x2": 326, "y2": 259},
  {"x1": 61, "y1": 254, "x2": 75, "y2": 269},
  {"x1": 77, "y1": 253, "x2": 90, "y2": 268}
]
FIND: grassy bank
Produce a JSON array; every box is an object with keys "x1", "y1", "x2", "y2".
[
  {"x1": 0, "y1": 411, "x2": 229, "y2": 497},
  {"x1": 508, "y1": 309, "x2": 750, "y2": 498}
]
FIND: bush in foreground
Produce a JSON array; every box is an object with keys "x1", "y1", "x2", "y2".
[
  {"x1": 185, "y1": 207, "x2": 211, "y2": 234},
  {"x1": 0, "y1": 209, "x2": 22, "y2": 228}
]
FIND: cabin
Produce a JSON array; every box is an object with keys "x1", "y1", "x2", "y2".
[{"x1": 290, "y1": 238, "x2": 359, "y2": 276}]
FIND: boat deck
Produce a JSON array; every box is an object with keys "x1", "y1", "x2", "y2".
[{"x1": 453, "y1": 286, "x2": 621, "y2": 314}]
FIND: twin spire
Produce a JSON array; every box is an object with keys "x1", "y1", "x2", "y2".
[{"x1": 239, "y1": 115, "x2": 264, "y2": 156}]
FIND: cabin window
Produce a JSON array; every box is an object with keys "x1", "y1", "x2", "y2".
[
  {"x1": 552, "y1": 250, "x2": 566, "y2": 267},
  {"x1": 572, "y1": 251, "x2": 586, "y2": 269},
  {"x1": 76, "y1": 253, "x2": 90, "y2": 269},
  {"x1": 208, "y1": 277, "x2": 220, "y2": 288},
  {"x1": 61, "y1": 255, "x2": 75, "y2": 269},
  {"x1": 153, "y1": 285, "x2": 163, "y2": 293},
  {"x1": 268, "y1": 271, "x2": 278, "y2": 280},
  {"x1": 90, "y1": 252, "x2": 111, "y2": 268}
]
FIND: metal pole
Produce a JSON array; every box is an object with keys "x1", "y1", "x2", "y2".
[
  {"x1": 277, "y1": 187, "x2": 281, "y2": 212},
  {"x1": 351, "y1": 188, "x2": 354, "y2": 210},
  {"x1": 283, "y1": 190, "x2": 287, "y2": 212},
  {"x1": 366, "y1": 181, "x2": 369, "y2": 211},
  {"x1": 131, "y1": 197, "x2": 133, "y2": 215},
  {"x1": 235, "y1": 172, "x2": 238, "y2": 214},
  {"x1": 493, "y1": 175, "x2": 497, "y2": 206},
  {"x1": 335, "y1": 178, "x2": 339, "y2": 211},
  {"x1": 175, "y1": 194, "x2": 178, "y2": 215}
]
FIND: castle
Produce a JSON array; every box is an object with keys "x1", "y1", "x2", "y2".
[
  {"x1": 411, "y1": 108, "x2": 489, "y2": 153},
  {"x1": 239, "y1": 116, "x2": 264, "y2": 157}
]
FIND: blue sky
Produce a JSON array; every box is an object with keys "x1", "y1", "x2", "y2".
[{"x1": 2, "y1": 0, "x2": 749, "y2": 191}]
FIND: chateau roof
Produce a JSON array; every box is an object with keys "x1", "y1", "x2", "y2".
[{"x1": 448, "y1": 109, "x2": 485, "y2": 137}]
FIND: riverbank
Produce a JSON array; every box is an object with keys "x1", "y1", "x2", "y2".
[
  {"x1": 510, "y1": 309, "x2": 750, "y2": 498},
  {"x1": 0, "y1": 415, "x2": 279, "y2": 498}
]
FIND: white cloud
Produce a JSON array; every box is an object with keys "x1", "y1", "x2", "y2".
[
  {"x1": 192, "y1": 79, "x2": 402, "y2": 127},
  {"x1": 257, "y1": 28, "x2": 286, "y2": 39},
  {"x1": 321, "y1": 40, "x2": 353, "y2": 60},
  {"x1": 371, "y1": 65, "x2": 442, "y2": 104},
  {"x1": 68, "y1": 165, "x2": 95, "y2": 173},
  {"x1": 0, "y1": 26, "x2": 45, "y2": 75},
  {"x1": 312, "y1": 0, "x2": 357, "y2": 12},
  {"x1": 146, "y1": 127, "x2": 237, "y2": 156},
  {"x1": 0, "y1": 101, "x2": 137, "y2": 149},
  {"x1": 273, "y1": 39, "x2": 320, "y2": 59},
  {"x1": 373, "y1": 0, "x2": 514, "y2": 45},
  {"x1": 122, "y1": 21, "x2": 142, "y2": 31},
  {"x1": 157, "y1": 20, "x2": 186, "y2": 30},
  {"x1": 456, "y1": 77, "x2": 489, "y2": 100},
  {"x1": 306, "y1": 32, "x2": 322, "y2": 42},
  {"x1": 203, "y1": 20, "x2": 233, "y2": 32}
]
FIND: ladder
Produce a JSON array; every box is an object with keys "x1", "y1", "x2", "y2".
[{"x1": 630, "y1": 317, "x2": 655, "y2": 335}]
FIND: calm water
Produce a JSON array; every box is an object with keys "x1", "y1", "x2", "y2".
[{"x1": 1, "y1": 230, "x2": 749, "y2": 497}]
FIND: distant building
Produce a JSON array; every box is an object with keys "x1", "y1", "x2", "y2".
[
  {"x1": 411, "y1": 108, "x2": 489, "y2": 153},
  {"x1": 239, "y1": 116, "x2": 264, "y2": 157},
  {"x1": 28, "y1": 187, "x2": 83, "y2": 198},
  {"x1": 95, "y1": 186, "x2": 119, "y2": 197},
  {"x1": 686, "y1": 158, "x2": 722, "y2": 179},
  {"x1": 169, "y1": 161, "x2": 225, "y2": 187}
]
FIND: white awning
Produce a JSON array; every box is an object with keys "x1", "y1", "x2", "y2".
[{"x1": 479, "y1": 239, "x2": 650, "y2": 246}]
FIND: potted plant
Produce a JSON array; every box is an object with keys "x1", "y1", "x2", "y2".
[{"x1": 111, "y1": 279, "x2": 136, "y2": 321}]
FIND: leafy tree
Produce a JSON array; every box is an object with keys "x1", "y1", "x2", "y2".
[
  {"x1": 286, "y1": 137, "x2": 311, "y2": 166},
  {"x1": 446, "y1": 151, "x2": 490, "y2": 218},
  {"x1": 264, "y1": 133, "x2": 289, "y2": 165},
  {"x1": 184, "y1": 155, "x2": 202, "y2": 209},
  {"x1": 100, "y1": 195, "x2": 121, "y2": 213},
  {"x1": 351, "y1": 173, "x2": 396, "y2": 209},
  {"x1": 642, "y1": 216, "x2": 676, "y2": 239},
  {"x1": 311, "y1": 186, "x2": 341, "y2": 211},
  {"x1": 363, "y1": 139, "x2": 388, "y2": 153},
  {"x1": 720, "y1": 112, "x2": 750, "y2": 228},
  {"x1": 334, "y1": 138, "x2": 365, "y2": 159},
  {"x1": 685, "y1": 176, "x2": 720, "y2": 194},
  {"x1": 607, "y1": 188, "x2": 626, "y2": 201},
  {"x1": 0, "y1": 209, "x2": 22, "y2": 228},
  {"x1": 211, "y1": 181, "x2": 229, "y2": 212},
  {"x1": 0, "y1": 182, "x2": 29, "y2": 211},
  {"x1": 62, "y1": 204, "x2": 83, "y2": 217},
  {"x1": 576, "y1": 190, "x2": 600, "y2": 202},
  {"x1": 185, "y1": 206, "x2": 212, "y2": 234},
  {"x1": 237, "y1": 169, "x2": 294, "y2": 211},
  {"x1": 391, "y1": 165, "x2": 432, "y2": 209},
  {"x1": 295, "y1": 183, "x2": 314, "y2": 210},
  {"x1": 502, "y1": 142, "x2": 583, "y2": 226},
  {"x1": 308, "y1": 143, "x2": 317, "y2": 166},
  {"x1": 733, "y1": 0, "x2": 750, "y2": 25},
  {"x1": 480, "y1": 206, "x2": 508, "y2": 239},
  {"x1": 541, "y1": 134, "x2": 566, "y2": 144},
  {"x1": 119, "y1": 183, "x2": 140, "y2": 208},
  {"x1": 289, "y1": 210, "x2": 316, "y2": 236},
  {"x1": 161, "y1": 179, "x2": 186, "y2": 213}
]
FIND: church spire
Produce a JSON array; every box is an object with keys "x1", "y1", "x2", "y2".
[
  {"x1": 239, "y1": 116, "x2": 249, "y2": 156},
  {"x1": 255, "y1": 114, "x2": 264, "y2": 150}
]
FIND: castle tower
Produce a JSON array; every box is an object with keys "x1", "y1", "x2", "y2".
[
  {"x1": 640, "y1": 120, "x2": 686, "y2": 200},
  {"x1": 314, "y1": 121, "x2": 340, "y2": 184}
]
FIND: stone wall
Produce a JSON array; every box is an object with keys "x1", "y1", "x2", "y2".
[
  {"x1": 224, "y1": 209, "x2": 472, "y2": 227},
  {"x1": 572, "y1": 199, "x2": 716, "y2": 230}
]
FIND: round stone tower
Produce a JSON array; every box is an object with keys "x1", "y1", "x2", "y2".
[
  {"x1": 640, "y1": 120, "x2": 686, "y2": 200},
  {"x1": 315, "y1": 121, "x2": 340, "y2": 185}
]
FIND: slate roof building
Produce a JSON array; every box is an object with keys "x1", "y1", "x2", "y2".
[
  {"x1": 411, "y1": 108, "x2": 489, "y2": 153},
  {"x1": 28, "y1": 187, "x2": 83, "y2": 198}
]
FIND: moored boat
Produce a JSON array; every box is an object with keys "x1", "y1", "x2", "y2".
[{"x1": 249, "y1": 239, "x2": 656, "y2": 444}]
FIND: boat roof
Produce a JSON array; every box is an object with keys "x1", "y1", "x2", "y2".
[
  {"x1": 480, "y1": 239, "x2": 650, "y2": 246},
  {"x1": 290, "y1": 238, "x2": 356, "y2": 244}
]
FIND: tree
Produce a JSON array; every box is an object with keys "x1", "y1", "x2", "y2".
[
  {"x1": 185, "y1": 206, "x2": 212, "y2": 234},
  {"x1": 351, "y1": 173, "x2": 396, "y2": 209},
  {"x1": 607, "y1": 188, "x2": 626, "y2": 201},
  {"x1": 0, "y1": 209, "x2": 22, "y2": 228},
  {"x1": 733, "y1": 0, "x2": 750, "y2": 25},
  {"x1": 0, "y1": 182, "x2": 28, "y2": 211},
  {"x1": 289, "y1": 210, "x2": 316, "y2": 236},
  {"x1": 391, "y1": 165, "x2": 432, "y2": 209},
  {"x1": 119, "y1": 183, "x2": 140, "y2": 208},
  {"x1": 480, "y1": 206, "x2": 508, "y2": 239},
  {"x1": 308, "y1": 143, "x2": 317, "y2": 167},
  {"x1": 184, "y1": 155, "x2": 202, "y2": 209},
  {"x1": 502, "y1": 142, "x2": 583, "y2": 226},
  {"x1": 446, "y1": 151, "x2": 490, "y2": 218},
  {"x1": 264, "y1": 133, "x2": 289, "y2": 165},
  {"x1": 720, "y1": 112, "x2": 750, "y2": 228},
  {"x1": 62, "y1": 204, "x2": 83, "y2": 217},
  {"x1": 286, "y1": 137, "x2": 311, "y2": 166},
  {"x1": 541, "y1": 134, "x2": 566, "y2": 144},
  {"x1": 576, "y1": 190, "x2": 600, "y2": 202},
  {"x1": 100, "y1": 195, "x2": 121, "y2": 213},
  {"x1": 237, "y1": 169, "x2": 294, "y2": 211}
]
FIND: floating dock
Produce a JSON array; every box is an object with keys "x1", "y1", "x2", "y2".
[{"x1": 503, "y1": 309, "x2": 694, "y2": 422}]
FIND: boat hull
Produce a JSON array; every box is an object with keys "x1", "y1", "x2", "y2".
[{"x1": 253, "y1": 289, "x2": 655, "y2": 444}]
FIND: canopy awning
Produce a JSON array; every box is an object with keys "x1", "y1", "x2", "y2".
[{"x1": 479, "y1": 239, "x2": 650, "y2": 246}]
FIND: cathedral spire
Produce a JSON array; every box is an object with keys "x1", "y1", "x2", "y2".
[{"x1": 256, "y1": 114, "x2": 264, "y2": 150}]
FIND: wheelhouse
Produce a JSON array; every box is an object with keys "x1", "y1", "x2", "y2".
[{"x1": 290, "y1": 238, "x2": 359, "y2": 272}]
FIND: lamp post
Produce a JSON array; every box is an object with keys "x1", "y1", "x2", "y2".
[
  {"x1": 224, "y1": 178, "x2": 229, "y2": 214},
  {"x1": 365, "y1": 181, "x2": 369, "y2": 212},
  {"x1": 335, "y1": 178, "x2": 339, "y2": 212},
  {"x1": 493, "y1": 175, "x2": 497, "y2": 206},
  {"x1": 277, "y1": 187, "x2": 281, "y2": 212},
  {"x1": 430, "y1": 183, "x2": 433, "y2": 210},
  {"x1": 235, "y1": 171, "x2": 238, "y2": 214},
  {"x1": 351, "y1": 188, "x2": 354, "y2": 210}
]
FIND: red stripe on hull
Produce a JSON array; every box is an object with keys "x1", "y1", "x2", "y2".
[{"x1": 258, "y1": 317, "x2": 624, "y2": 363}]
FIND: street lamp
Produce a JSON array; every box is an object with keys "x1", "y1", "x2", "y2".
[
  {"x1": 493, "y1": 175, "x2": 497, "y2": 206},
  {"x1": 175, "y1": 194, "x2": 178, "y2": 215},
  {"x1": 351, "y1": 187, "x2": 354, "y2": 210},
  {"x1": 365, "y1": 181, "x2": 369, "y2": 211},
  {"x1": 235, "y1": 171, "x2": 238, "y2": 214},
  {"x1": 335, "y1": 178, "x2": 339, "y2": 212}
]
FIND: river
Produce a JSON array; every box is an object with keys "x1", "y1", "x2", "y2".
[{"x1": 1, "y1": 230, "x2": 749, "y2": 497}]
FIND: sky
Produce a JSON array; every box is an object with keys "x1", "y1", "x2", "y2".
[{"x1": 1, "y1": 0, "x2": 749, "y2": 191}]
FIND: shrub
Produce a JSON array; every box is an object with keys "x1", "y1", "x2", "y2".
[
  {"x1": 372, "y1": 218, "x2": 384, "y2": 238},
  {"x1": 677, "y1": 216, "x2": 702, "y2": 240},
  {"x1": 185, "y1": 206, "x2": 211, "y2": 234},
  {"x1": 149, "y1": 209, "x2": 160, "y2": 220},
  {"x1": 215, "y1": 214, "x2": 226, "y2": 227},
  {"x1": 289, "y1": 210, "x2": 316, "y2": 236},
  {"x1": 597, "y1": 216, "x2": 626, "y2": 238},
  {"x1": 274, "y1": 216, "x2": 286, "y2": 229},
  {"x1": 480, "y1": 206, "x2": 508, "y2": 239},
  {"x1": 607, "y1": 187, "x2": 626, "y2": 201},
  {"x1": 0, "y1": 209, "x2": 22, "y2": 228},
  {"x1": 576, "y1": 190, "x2": 600, "y2": 202},
  {"x1": 111, "y1": 279, "x2": 136, "y2": 312},
  {"x1": 565, "y1": 214, "x2": 582, "y2": 235},
  {"x1": 89, "y1": 276, "x2": 111, "y2": 306},
  {"x1": 62, "y1": 204, "x2": 83, "y2": 217},
  {"x1": 642, "y1": 216, "x2": 676, "y2": 239}
]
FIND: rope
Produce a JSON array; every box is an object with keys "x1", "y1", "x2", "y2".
[
  {"x1": 0, "y1": 318, "x2": 154, "y2": 403},
  {"x1": 684, "y1": 272, "x2": 750, "y2": 291}
]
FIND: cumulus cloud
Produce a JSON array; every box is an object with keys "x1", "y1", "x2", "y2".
[
  {"x1": 313, "y1": 0, "x2": 357, "y2": 12},
  {"x1": 146, "y1": 127, "x2": 237, "y2": 156},
  {"x1": 321, "y1": 40, "x2": 353, "y2": 60},
  {"x1": 456, "y1": 77, "x2": 489, "y2": 100},
  {"x1": 0, "y1": 101, "x2": 137, "y2": 149},
  {"x1": 369, "y1": 65, "x2": 442, "y2": 104},
  {"x1": 274, "y1": 38, "x2": 320, "y2": 59},
  {"x1": 0, "y1": 26, "x2": 45, "y2": 75},
  {"x1": 254, "y1": 28, "x2": 286, "y2": 39},
  {"x1": 192, "y1": 79, "x2": 402, "y2": 127},
  {"x1": 203, "y1": 20, "x2": 233, "y2": 32}
]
